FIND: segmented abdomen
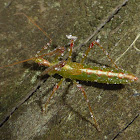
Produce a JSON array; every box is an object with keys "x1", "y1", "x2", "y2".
[{"x1": 59, "y1": 63, "x2": 137, "y2": 84}]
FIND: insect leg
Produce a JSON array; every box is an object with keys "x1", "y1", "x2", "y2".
[
  {"x1": 51, "y1": 47, "x2": 65, "y2": 62},
  {"x1": 41, "y1": 60, "x2": 66, "y2": 75},
  {"x1": 81, "y1": 41, "x2": 119, "y2": 69},
  {"x1": 35, "y1": 43, "x2": 51, "y2": 57},
  {"x1": 15, "y1": 13, "x2": 58, "y2": 58},
  {"x1": 81, "y1": 41, "x2": 96, "y2": 64},
  {"x1": 67, "y1": 39, "x2": 74, "y2": 62},
  {"x1": 43, "y1": 78, "x2": 65, "y2": 113},
  {"x1": 66, "y1": 35, "x2": 77, "y2": 62},
  {"x1": 0, "y1": 57, "x2": 37, "y2": 68},
  {"x1": 15, "y1": 13, "x2": 64, "y2": 61},
  {"x1": 0, "y1": 48, "x2": 65, "y2": 69},
  {"x1": 36, "y1": 46, "x2": 65, "y2": 60},
  {"x1": 74, "y1": 80, "x2": 101, "y2": 131}
]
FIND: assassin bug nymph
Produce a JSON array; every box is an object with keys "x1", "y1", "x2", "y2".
[{"x1": 1, "y1": 13, "x2": 138, "y2": 131}]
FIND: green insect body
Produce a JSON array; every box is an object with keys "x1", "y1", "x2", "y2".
[
  {"x1": 45, "y1": 61, "x2": 137, "y2": 84},
  {"x1": 2, "y1": 35, "x2": 137, "y2": 132},
  {"x1": 1, "y1": 13, "x2": 138, "y2": 131},
  {"x1": 35, "y1": 50, "x2": 137, "y2": 132}
]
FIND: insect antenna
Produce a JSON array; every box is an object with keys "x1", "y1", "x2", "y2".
[
  {"x1": 14, "y1": 13, "x2": 52, "y2": 45},
  {"x1": 0, "y1": 47, "x2": 65, "y2": 68},
  {"x1": 0, "y1": 57, "x2": 35, "y2": 68}
]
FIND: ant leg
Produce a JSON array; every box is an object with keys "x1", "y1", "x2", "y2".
[
  {"x1": 74, "y1": 80, "x2": 101, "y2": 131},
  {"x1": 43, "y1": 78, "x2": 65, "y2": 113},
  {"x1": 81, "y1": 41, "x2": 119, "y2": 69}
]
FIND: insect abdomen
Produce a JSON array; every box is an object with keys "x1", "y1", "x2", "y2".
[
  {"x1": 59, "y1": 63, "x2": 137, "y2": 84},
  {"x1": 79, "y1": 66, "x2": 137, "y2": 84}
]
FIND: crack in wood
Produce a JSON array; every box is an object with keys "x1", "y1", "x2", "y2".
[{"x1": 112, "y1": 114, "x2": 139, "y2": 140}]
